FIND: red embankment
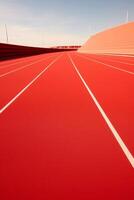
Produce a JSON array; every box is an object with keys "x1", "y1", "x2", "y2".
[{"x1": 78, "y1": 22, "x2": 134, "y2": 55}]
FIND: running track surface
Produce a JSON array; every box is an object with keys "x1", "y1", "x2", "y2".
[{"x1": 0, "y1": 52, "x2": 134, "y2": 200}]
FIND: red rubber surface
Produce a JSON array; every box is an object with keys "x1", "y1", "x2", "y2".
[{"x1": 0, "y1": 52, "x2": 134, "y2": 200}]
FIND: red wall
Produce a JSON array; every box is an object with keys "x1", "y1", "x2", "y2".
[{"x1": 0, "y1": 43, "x2": 75, "y2": 61}]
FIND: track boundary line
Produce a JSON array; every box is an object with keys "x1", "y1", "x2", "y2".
[
  {"x1": 68, "y1": 54, "x2": 134, "y2": 168},
  {"x1": 0, "y1": 56, "x2": 40, "y2": 69},
  {"x1": 0, "y1": 54, "x2": 49, "y2": 69},
  {"x1": 97, "y1": 53, "x2": 134, "y2": 58},
  {"x1": 0, "y1": 55, "x2": 55, "y2": 78},
  {"x1": 88, "y1": 56, "x2": 134, "y2": 66},
  {"x1": 77, "y1": 54, "x2": 134, "y2": 75},
  {"x1": 0, "y1": 54, "x2": 62, "y2": 114},
  {"x1": 78, "y1": 52, "x2": 134, "y2": 58},
  {"x1": 101, "y1": 58, "x2": 134, "y2": 66}
]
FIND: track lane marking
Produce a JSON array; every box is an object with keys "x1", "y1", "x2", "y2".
[
  {"x1": 78, "y1": 52, "x2": 134, "y2": 58},
  {"x1": 101, "y1": 59, "x2": 134, "y2": 66},
  {"x1": 0, "y1": 55, "x2": 55, "y2": 78},
  {"x1": 0, "y1": 54, "x2": 48, "y2": 68},
  {"x1": 77, "y1": 54, "x2": 134, "y2": 75},
  {"x1": 0, "y1": 54, "x2": 62, "y2": 114},
  {"x1": 89, "y1": 57, "x2": 134, "y2": 66},
  {"x1": 0, "y1": 56, "x2": 41, "y2": 69},
  {"x1": 97, "y1": 53, "x2": 134, "y2": 58},
  {"x1": 68, "y1": 54, "x2": 134, "y2": 168}
]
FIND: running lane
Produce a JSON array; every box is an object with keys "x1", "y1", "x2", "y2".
[
  {"x1": 78, "y1": 53, "x2": 134, "y2": 73},
  {"x1": 0, "y1": 53, "x2": 47, "y2": 68},
  {"x1": 0, "y1": 53, "x2": 56, "y2": 77},
  {"x1": 80, "y1": 53, "x2": 134, "y2": 64},
  {"x1": 72, "y1": 52, "x2": 134, "y2": 156},
  {"x1": 0, "y1": 53, "x2": 134, "y2": 200},
  {"x1": 0, "y1": 52, "x2": 60, "y2": 110}
]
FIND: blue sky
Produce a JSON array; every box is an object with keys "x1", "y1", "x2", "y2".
[{"x1": 0, "y1": 0, "x2": 134, "y2": 47}]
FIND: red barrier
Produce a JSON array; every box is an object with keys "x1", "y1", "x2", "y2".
[{"x1": 0, "y1": 43, "x2": 76, "y2": 61}]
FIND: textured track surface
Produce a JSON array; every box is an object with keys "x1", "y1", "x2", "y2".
[{"x1": 0, "y1": 52, "x2": 134, "y2": 200}]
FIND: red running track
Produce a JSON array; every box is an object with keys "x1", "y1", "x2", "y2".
[{"x1": 0, "y1": 52, "x2": 134, "y2": 200}]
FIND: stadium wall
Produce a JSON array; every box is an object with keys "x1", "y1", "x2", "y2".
[
  {"x1": 0, "y1": 43, "x2": 77, "y2": 61},
  {"x1": 78, "y1": 22, "x2": 134, "y2": 55}
]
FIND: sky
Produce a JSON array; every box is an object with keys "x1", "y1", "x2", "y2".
[{"x1": 0, "y1": 0, "x2": 134, "y2": 47}]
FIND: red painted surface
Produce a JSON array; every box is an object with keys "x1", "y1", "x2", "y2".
[{"x1": 0, "y1": 52, "x2": 134, "y2": 200}]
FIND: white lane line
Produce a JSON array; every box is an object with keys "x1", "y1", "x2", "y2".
[
  {"x1": 99, "y1": 58, "x2": 134, "y2": 66},
  {"x1": 68, "y1": 54, "x2": 134, "y2": 168},
  {"x1": 77, "y1": 54, "x2": 134, "y2": 75},
  {"x1": 78, "y1": 52, "x2": 134, "y2": 58},
  {"x1": 86, "y1": 56, "x2": 134, "y2": 66},
  {"x1": 82, "y1": 56, "x2": 134, "y2": 65},
  {"x1": 97, "y1": 53, "x2": 134, "y2": 58},
  {"x1": 0, "y1": 55, "x2": 55, "y2": 78},
  {"x1": 0, "y1": 57, "x2": 37, "y2": 69},
  {"x1": 0, "y1": 55, "x2": 62, "y2": 114},
  {"x1": 0, "y1": 54, "x2": 46, "y2": 69}
]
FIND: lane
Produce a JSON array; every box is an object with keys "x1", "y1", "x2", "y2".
[
  {"x1": 82, "y1": 53, "x2": 134, "y2": 64},
  {"x1": 0, "y1": 53, "x2": 55, "y2": 76},
  {"x1": 72, "y1": 52, "x2": 134, "y2": 156},
  {"x1": 0, "y1": 53, "x2": 134, "y2": 200},
  {"x1": 69, "y1": 54, "x2": 134, "y2": 167},
  {"x1": 77, "y1": 53, "x2": 134, "y2": 74},
  {"x1": 0, "y1": 53, "x2": 46, "y2": 67},
  {"x1": 95, "y1": 57, "x2": 134, "y2": 66},
  {"x1": 86, "y1": 53, "x2": 134, "y2": 65},
  {"x1": 87, "y1": 54, "x2": 134, "y2": 72},
  {"x1": 0, "y1": 53, "x2": 60, "y2": 110}
]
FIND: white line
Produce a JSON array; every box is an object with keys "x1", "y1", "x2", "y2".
[
  {"x1": 78, "y1": 52, "x2": 134, "y2": 58},
  {"x1": 100, "y1": 58, "x2": 134, "y2": 66},
  {"x1": 77, "y1": 54, "x2": 134, "y2": 75},
  {"x1": 0, "y1": 54, "x2": 45, "y2": 69},
  {"x1": 96, "y1": 53, "x2": 134, "y2": 58},
  {"x1": 88, "y1": 55, "x2": 134, "y2": 66},
  {"x1": 0, "y1": 55, "x2": 62, "y2": 114},
  {"x1": 85, "y1": 54, "x2": 134, "y2": 66},
  {"x1": 0, "y1": 57, "x2": 36, "y2": 69},
  {"x1": 0, "y1": 55, "x2": 55, "y2": 78},
  {"x1": 68, "y1": 54, "x2": 134, "y2": 168}
]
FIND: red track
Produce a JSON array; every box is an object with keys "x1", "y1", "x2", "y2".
[{"x1": 0, "y1": 52, "x2": 134, "y2": 200}]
